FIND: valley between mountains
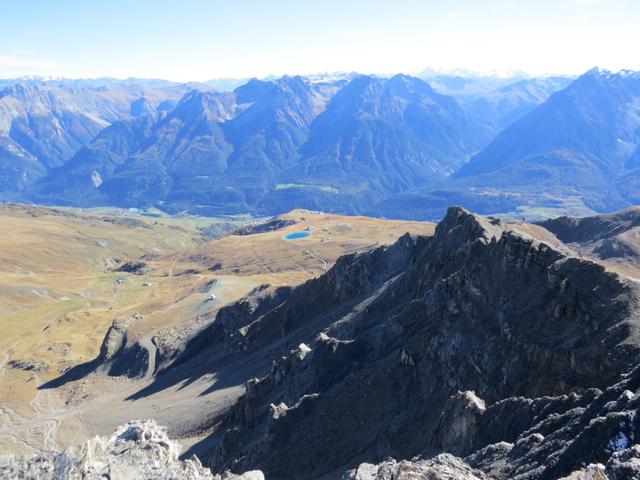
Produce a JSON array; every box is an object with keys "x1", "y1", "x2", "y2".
[{"x1": 3, "y1": 204, "x2": 640, "y2": 478}]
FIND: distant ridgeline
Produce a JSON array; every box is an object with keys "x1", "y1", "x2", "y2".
[{"x1": 1, "y1": 69, "x2": 640, "y2": 219}]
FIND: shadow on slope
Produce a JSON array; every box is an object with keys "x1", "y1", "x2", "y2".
[
  {"x1": 123, "y1": 242, "x2": 417, "y2": 403},
  {"x1": 39, "y1": 359, "x2": 101, "y2": 389}
]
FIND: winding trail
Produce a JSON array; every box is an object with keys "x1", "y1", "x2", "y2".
[
  {"x1": 0, "y1": 341, "x2": 61, "y2": 455},
  {"x1": 0, "y1": 406, "x2": 76, "y2": 456},
  {"x1": 42, "y1": 418, "x2": 60, "y2": 452},
  {"x1": 29, "y1": 373, "x2": 60, "y2": 452},
  {"x1": 304, "y1": 248, "x2": 329, "y2": 273},
  {"x1": 0, "y1": 340, "x2": 21, "y2": 385},
  {"x1": 0, "y1": 341, "x2": 23, "y2": 429},
  {"x1": 0, "y1": 405, "x2": 19, "y2": 427},
  {"x1": 3, "y1": 430, "x2": 50, "y2": 455}
]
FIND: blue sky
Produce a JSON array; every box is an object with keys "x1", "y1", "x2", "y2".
[{"x1": 1, "y1": 0, "x2": 638, "y2": 80}]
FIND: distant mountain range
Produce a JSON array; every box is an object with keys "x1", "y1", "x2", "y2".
[
  {"x1": 371, "y1": 68, "x2": 640, "y2": 219},
  {"x1": 455, "y1": 68, "x2": 640, "y2": 214},
  {"x1": 1, "y1": 68, "x2": 639, "y2": 219},
  {"x1": 0, "y1": 79, "x2": 201, "y2": 195}
]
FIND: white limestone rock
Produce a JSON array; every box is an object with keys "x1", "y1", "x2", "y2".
[{"x1": 0, "y1": 419, "x2": 264, "y2": 480}]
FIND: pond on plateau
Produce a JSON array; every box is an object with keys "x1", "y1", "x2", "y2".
[{"x1": 284, "y1": 231, "x2": 311, "y2": 240}]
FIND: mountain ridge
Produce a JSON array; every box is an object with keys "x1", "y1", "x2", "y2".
[
  {"x1": 25, "y1": 74, "x2": 490, "y2": 216},
  {"x1": 1, "y1": 68, "x2": 639, "y2": 220},
  {"x1": 167, "y1": 206, "x2": 640, "y2": 479}
]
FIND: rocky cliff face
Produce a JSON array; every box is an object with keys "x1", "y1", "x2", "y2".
[{"x1": 197, "y1": 207, "x2": 640, "y2": 479}]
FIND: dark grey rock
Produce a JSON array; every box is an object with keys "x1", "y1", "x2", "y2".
[{"x1": 199, "y1": 207, "x2": 640, "y2": 480}]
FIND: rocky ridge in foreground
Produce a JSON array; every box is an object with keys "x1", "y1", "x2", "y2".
[
  {"x1": 200, "y1": 207, "x2": 640, "y2": 479},
  {"x1": 0, "y1": 420, "x2": 263, "y2": 480}
]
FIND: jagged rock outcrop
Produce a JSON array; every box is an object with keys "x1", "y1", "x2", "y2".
[
  {"x1": 40, "y1": 314, "x2": 149, "y2": 389},
  {"x1": 437, "y1": 391, "x2": 486, "y2": 455},
  {"x1": 7, "y1": 359, "x2": 49, "y2": 373},
  {"x1": 97, "y1": 314, "x2": 150, "y2": 378},
  {"x1": 464, "y1": 366, "x2": 640, "y2": 478},
  {"x1": 171, "y1": 284, "x2": 295, "y2": 366},
  {"x1": 231, "y1": 218, "x2": 297, "y2": 236},
  {"x1": 344, "y1": 454, "x2": 489, "y2": 480},
  {"x1": 201, "y1": 206, "x2": 640, "y2": 479},
  {"x1": 0, "y1": 420, "x2": 264, "y2": 480},
  {"x1": 98, "y1": 317, "x2": 135, "y2": 363}
]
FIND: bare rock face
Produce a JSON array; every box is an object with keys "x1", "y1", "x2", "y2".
[
  {"x1": 559, "y1": 446, "x2": 640, "y2": 479},
  {"x1": 559, "y1": 466, "x2": 609, "y2": 480},
  {"x1": 98, "y1": 316, "x2": 135, "y2": 363},
  {"x1": 437, "y1": 391, "x2": 486, "y2": 455},
  {"x1": 0, "y1": 420, "x2": 264, "y2": 480},
  {"x1": 96, "y1": 314, "x2": 153, "y2": 378},
  {"x1": 231, "y1": 218, "x2": 297, "y2": 236},
  {"x1": 465, "y1": 366, "x2": 640, "y2": 479},
  {"x1": 344, "y1": 454, "x2": 489, "y2": 480}
]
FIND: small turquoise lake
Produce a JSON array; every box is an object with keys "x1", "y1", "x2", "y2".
[{"x1": 284, "y1": 231, "x2": 311, "y2": 240}]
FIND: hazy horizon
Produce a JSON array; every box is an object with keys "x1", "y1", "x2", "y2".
[
  {"x1": 7, "y1": 65, "x2": 640, "y2": 86},
  {"x1": 2, "y1": 0, "x2": 639, "y2": 82},
  {"x1": 0, "y1": 68, "x2": 576, "y2": 83}
]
